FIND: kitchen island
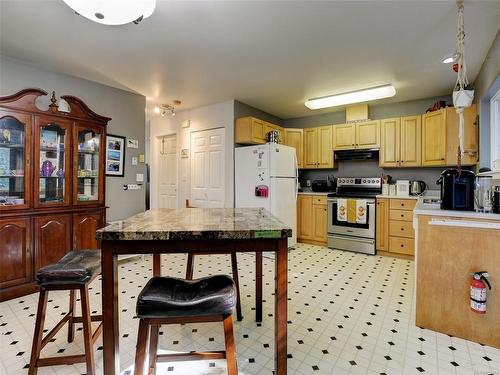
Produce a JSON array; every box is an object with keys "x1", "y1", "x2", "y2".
[
  {"x1": 96, "y1": 208, "x2": 292, "y2": 375},
  {"x1": 414, "y1": 202, "x2": 500, "y2": 348}
]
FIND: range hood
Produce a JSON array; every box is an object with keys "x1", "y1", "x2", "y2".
[{"x1": 334, "y1": 149, "x2": 379, "y2": 161}]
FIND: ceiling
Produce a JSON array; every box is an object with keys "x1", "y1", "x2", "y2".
[{"x1": 1, "y1": 1, "x2": 499, "y2": 119}]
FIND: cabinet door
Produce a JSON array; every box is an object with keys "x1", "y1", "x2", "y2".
[
  {"x1": 0, "y1": 110, "x2": 32, "y2": 211},
  {"x1": 298, "y1": 195, "x2": 313, "y2": 240},
  {"x1": 379, "y1": 118, "x2": 400, "y2": 167},
  {"x1": 0, "y1": 217, "x2": 32, "y2": 289},
  {"x1": 251, "y1": 118, "x2": 266, "y2": 143},
  {"x1": 445, "y1": 105, "x2": 478, "y2": 166},
  {"x1": 422, "y1": 109, "x2": 446, "y2": 166},
  {"x1": 356, "y1": 120, "x2": 380, "y2": 149},
  {"x1": 34, "y1": 214, "x2": 72, "y2": 271},
  {"x1": 73, "y1": 123, "x2": 104, "y2": 205},
  {"x1": 400, "y1": 115, "x2": 422, "y2": 167},
  {"x1": 317, "y1": 126, "x2": 334, "y2": 168},
  {"x1": 312, "y1": 203, "x2": 328, "y2": 243},
  {"x1": 333, "y1": 124, "x2": 355, "y2": 150},
  {"x1": 304, "y1": 128, "x2": 318, "y2": 168},
  {"x1": 284, "y1": 128, "x2": 304, "y2": 168},
  {"x1": 73, "y1": 212, "x2": 104, "y2": 250},
  {"x1": 376, "y1": 198, "x2": 389, "y2": 251},
  {"x1": 34, "y1": 116, "x2": 73, "y2": 208}
]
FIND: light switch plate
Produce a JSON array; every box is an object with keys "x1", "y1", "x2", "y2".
[{"x1": 131, "y1": 157, "x2": 138, "y2": 165}]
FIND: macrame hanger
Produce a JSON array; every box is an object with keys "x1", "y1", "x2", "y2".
[{"x1": 454, "y1": 0, "x2": 467, "y2": 171}]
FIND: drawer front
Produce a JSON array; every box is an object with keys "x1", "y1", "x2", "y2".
[
  {"x1": 389, "y1": 221, "x2": 414, "y2": 238},
  {"x1": 390, "y1": 199, "x2": 416, "y2": 210},
  {"x1": 390, "y1": 209, "x2": 413, "y2": 222},
  {"x1": 313, "y1": 196, "x2": 327, "y2": 205},
  {"x1": 389, "y1": 236, "x2": 414, "y2": 255}
]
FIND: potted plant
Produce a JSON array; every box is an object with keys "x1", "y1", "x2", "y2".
[{"x1": 453, "y1": 83, "x2": 474, "y2": 108}]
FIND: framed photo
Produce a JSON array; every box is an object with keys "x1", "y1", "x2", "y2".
[{"x1": 106, "y1": 134, "x2": 126, "y2": 177}]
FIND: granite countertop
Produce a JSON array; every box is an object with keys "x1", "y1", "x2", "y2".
[
  {"x1": 413, "y1": 199, "x2": 500, "y2": 220},
  {"x1": 96, "y1": 208, "x2": 292, "y2": 241}
]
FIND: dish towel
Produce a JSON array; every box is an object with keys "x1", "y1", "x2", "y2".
[
  {"x1": 347, "y1": 199, "x2": 357, "y2": 223},
  {"x1": 337, "y1": 198, "x2": 347, "y2": 221},
  {"x1": 356, "y1": 200, "x2": 367, "y2": 224}
]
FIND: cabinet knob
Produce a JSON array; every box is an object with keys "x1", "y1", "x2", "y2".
[
  {"x1": 401, "y1": 228, "x2": 404, "y2": 231},
  {"x1": 401, "y1": 214, "x2": 404, "y2": 217},
  {"x1": 401, "y1": 244, "x2": 404, "y2": 248},
  {"x1": 441, "y1": 158, "x2": 445, "y2": 161}
]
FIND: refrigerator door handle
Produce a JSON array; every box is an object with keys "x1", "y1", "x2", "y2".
[{"x1": 294, "y1": 152, "x2": 299, "y2": 202}]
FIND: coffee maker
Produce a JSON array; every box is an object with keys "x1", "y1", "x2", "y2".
[{"x1": 436, "y1": 169, "x2": 475, "y2": 211}]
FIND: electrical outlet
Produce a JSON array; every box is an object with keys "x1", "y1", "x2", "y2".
[
  {"x1": 132, "y1": 157, "x2": 138, "y2": 166},
  {"x1": 306, "y1": 180, "x2": 311, "y2": 187}
]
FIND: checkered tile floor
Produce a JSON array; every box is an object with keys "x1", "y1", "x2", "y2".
[{"x1": 1, "y1": 244, "x2": 499, "y2": 374}]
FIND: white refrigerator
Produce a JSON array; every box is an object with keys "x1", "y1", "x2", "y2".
[{"x1": 235, "y1": 143, "x2": 298, "y2": 247}]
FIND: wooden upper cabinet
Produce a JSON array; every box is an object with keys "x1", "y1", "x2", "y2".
[
  {"x1": 445, "y1": 105, "x2": 478, "y2": 166},
  {"x1": 34, "y1": 214, "x2": 72, "y2": 271},
  {"x1": 284, "y1": 128, "x2": 304, "y2": 168},
  {"x1": 0, "y1": 217, "x2": 32, "y2": 289},
  {"x1": 34, "y1": 115, "x2": 73, "y2": 208},
  {"x1": 400, "y1": 115, "x2": 422, "y2": 167},
  {"x1": 0, "y1": 110, "x2": 32, "y2": 211},
  {"x1": 380, "y1": 118, "x2": 400, "y2": 167},
  {"x1": 376, "y1": 198, "x2": 389, "y2": 252},
  {"x1": 73, "y1": 211, "x2": 104, "y2": 250},
  {"x1": 73, "y1": 123, "x2": 105, "y2": 205},
  {"x1": 317, "y1": 126, "x2": 333, "y2": 168},
  {"x1": 422, "y1": 109, "x2": 447, "y2": 166},
  {"x1": 235, "y1": 116, "x2": 284, "y2": 145},
  {"x1": 304, "y1": 128, "x2": 318, "y2": 168},
  {"x1": 333, "y1": 124, "x2": 355, "y2": 150},
  {"x1": 356, "y1": 120, "x2": 380, "y2": 149}
]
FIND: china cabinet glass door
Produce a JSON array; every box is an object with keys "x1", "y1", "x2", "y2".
[
  {"x1": 0, "y1": 110, "x2": 31, "y2": 210},
  {"x1": 35, "y1": 116, "x2": 71, "y2": 207},
  {"x1": 74, "y1": 124, "x2": 103, "y2": 204}
]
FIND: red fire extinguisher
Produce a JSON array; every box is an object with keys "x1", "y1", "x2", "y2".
[{"x1": 470, "y1": 271, "x2": 492, "y2": 314}]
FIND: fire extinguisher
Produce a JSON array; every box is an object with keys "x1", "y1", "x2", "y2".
[{"x1": 470, "y1": 271, "x2": 492, "y2": 314}]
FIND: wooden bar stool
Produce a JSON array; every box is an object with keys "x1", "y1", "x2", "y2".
[
  {"x1": 28, "y1": 250, "x2": 102, "y2": 375},
  {"x1": 134, "y1": 275, "x2": 238, "y2": 375}
]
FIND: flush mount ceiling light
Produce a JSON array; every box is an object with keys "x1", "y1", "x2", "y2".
[
  {"x1": 442, "y1": 52, "x2": 461, "y2": 64},
  {"x1": 155, "y1": 100, "x2": 181, "y2": 117},
  {"x1": 305, "y1": 84, "x2": 396, "y2": 110},
  {"x1": 62, "y1": 0, "x2": 156, "y2": 25}
]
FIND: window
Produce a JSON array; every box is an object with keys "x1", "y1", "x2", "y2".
[{"x1": 491, "y1": 88, "x2": 500, "y2": 167}]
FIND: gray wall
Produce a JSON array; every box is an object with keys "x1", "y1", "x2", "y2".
[
  {"x1": 234, "y1": 100, "x2": 283, "y2": 125},
  {"x1": 473, "y1": 30, "x2": 500, "y2": 168},
  {"x1": 0, "y1": 55, "x2": 146, "y2": 221}
]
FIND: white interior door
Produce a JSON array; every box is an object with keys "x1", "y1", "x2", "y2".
[
  {"x1": 190, "y1": 128, "x2": 225, "y2": 207},
  {"x1": 158, "y1": 135, "x2": 177, "y2": 208}
]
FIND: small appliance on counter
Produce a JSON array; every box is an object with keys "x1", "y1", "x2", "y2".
[
  {"x1": 437, "y1": 169, "x2": 475, "y2": 211},
  {"x1": 410, "y1": 180, "x2": 427, "y2": 196},
  {"x1": 493, "y1": 186, "x2": 500, "y2": 214},
  {"x1": 396, "y1": 180, "x2": 410, "y2": 197},
  {"x1": 475, "y1": 175, "x2": 494, "y2": 213},
  {"x1": 311, "y1": 179, "x2": 329, "y2": 192}
]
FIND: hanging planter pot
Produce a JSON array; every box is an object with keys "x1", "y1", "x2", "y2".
[{"x1": 453, "y1": 88, "x2": 474, "y2": 108}]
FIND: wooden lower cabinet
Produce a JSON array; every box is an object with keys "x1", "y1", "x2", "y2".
[
  {"x1": 73, "y1": 211, "x2": 104, "y2": 250},
  {"x1": 34, "y1": 214, "x2": 72, "y2": 272},
  {"x1": 297, "y1": 194, "x2": 327, "y2": 245},
  {"x1": 376, "y1": 198, "x2": 416, "y2": 257},
  {"x1": 0, "y1": 217, "x2": 32, "y2": 290}
]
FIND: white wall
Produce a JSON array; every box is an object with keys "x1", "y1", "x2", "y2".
[{"x1": 148, "y1": 100, "x2": 235, "y2": 208}]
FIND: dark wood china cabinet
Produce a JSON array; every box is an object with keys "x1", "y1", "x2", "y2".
[{"x1": 0, "y1": 88, "x2": 110, "y2": 301}]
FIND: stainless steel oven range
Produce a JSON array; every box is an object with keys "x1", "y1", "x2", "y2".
[{"x1": 327, "y1": 177, "x2": 382, "y2": 255}]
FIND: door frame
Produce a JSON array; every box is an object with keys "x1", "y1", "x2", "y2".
[{"x1": 154, "y1": 133, "x2": 178, "y2": 209}]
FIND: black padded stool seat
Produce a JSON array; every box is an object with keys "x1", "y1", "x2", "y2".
[
  {"x1": 36, "y1": 250, "x2": 101, "y2": 287},
  {"x1": 137, "y1": 275, "x2": 236, "y2": 319}
]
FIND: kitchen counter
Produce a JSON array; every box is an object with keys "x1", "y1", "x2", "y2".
[
  {"x1": 97, "y1": 208, "x2": 292, "y2": 241},
  {"x1": 298, "y1": 191, "x2": 330, "y2": 196},
  {"x1": 376, "y1": 194, "x2": 418, "y2": 200},
  {"x1": 414, "y1": 200, "x2": 500, "y2": 220}
]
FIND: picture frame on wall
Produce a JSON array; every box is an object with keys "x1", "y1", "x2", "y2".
[{"x1": 105, "y1": 134, "x2": 126, "y2": 177}]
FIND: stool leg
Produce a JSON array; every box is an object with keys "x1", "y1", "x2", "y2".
[
  {"x1": 152, "y1": 254, "x2": 161, "y2": 276},
  {"x1": 230, "y1": 253, "x2": 243, "y2": 321},
  {"x1": 255, "y1": 252, "x2": 263, "y2": 322},
  {"x1": 223, "y1": 314, "x2": 238, "y2": 375},
  {"x1": 80, "y1": 286, "x2": 96, "y2": 375},
  {"x1": 148, "y1": 324, "x2": 159, "y2": 375},
  {"x1": 134, "y1": 319, "x2": 150, "y2": 375},
  {"x1": 67, "y1": 289, "x2": 76, "y2": 343},
  {"x1": 186, "y1": 253, "x2": 194, "y2": 280},
  {"x1": 28, "y1": 289, "x2": 48, "y2": 375}
]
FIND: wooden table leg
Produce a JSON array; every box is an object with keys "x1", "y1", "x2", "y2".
[
  {"x1": 255, "y1": 251, "x2": 263, "y2": 322},
  {"x1": 152, "y1": 254, "x2": 161, "y2": 276},
  {"x1": 275, "y1": 238, "x2": 288, "y2": 375},
  {"x1": 102, "y1": 241, "x2": 120, "y2": 375}
]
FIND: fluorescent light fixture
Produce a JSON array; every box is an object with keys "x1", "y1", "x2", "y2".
[
  {"x1": 442, "y1": 52, "x2": 460, "y2": 64},
  {"x1": 305, "y1": 84, "x2": 396, "y2": 110},
  {"x1": 62, "y1": 0, "x2": 156, "y2": 25}
]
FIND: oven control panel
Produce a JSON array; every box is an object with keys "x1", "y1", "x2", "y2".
[{"x1": 337, "y1": 177, "x2": 381, "y2": 188}]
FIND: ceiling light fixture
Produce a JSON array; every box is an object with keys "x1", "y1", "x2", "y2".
[
  {"x1": 305, "y1": 84, "x2": 396, "y2": 110},
  {"x1": 62, "y1": 0, "x2": 156, "y2": 25},
  {"x1": 442, "y1": 52, "x2": 460, "y2": 64},
  {"x1": 155, "y1": 103, "x2": 177, "y2": 117}
]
